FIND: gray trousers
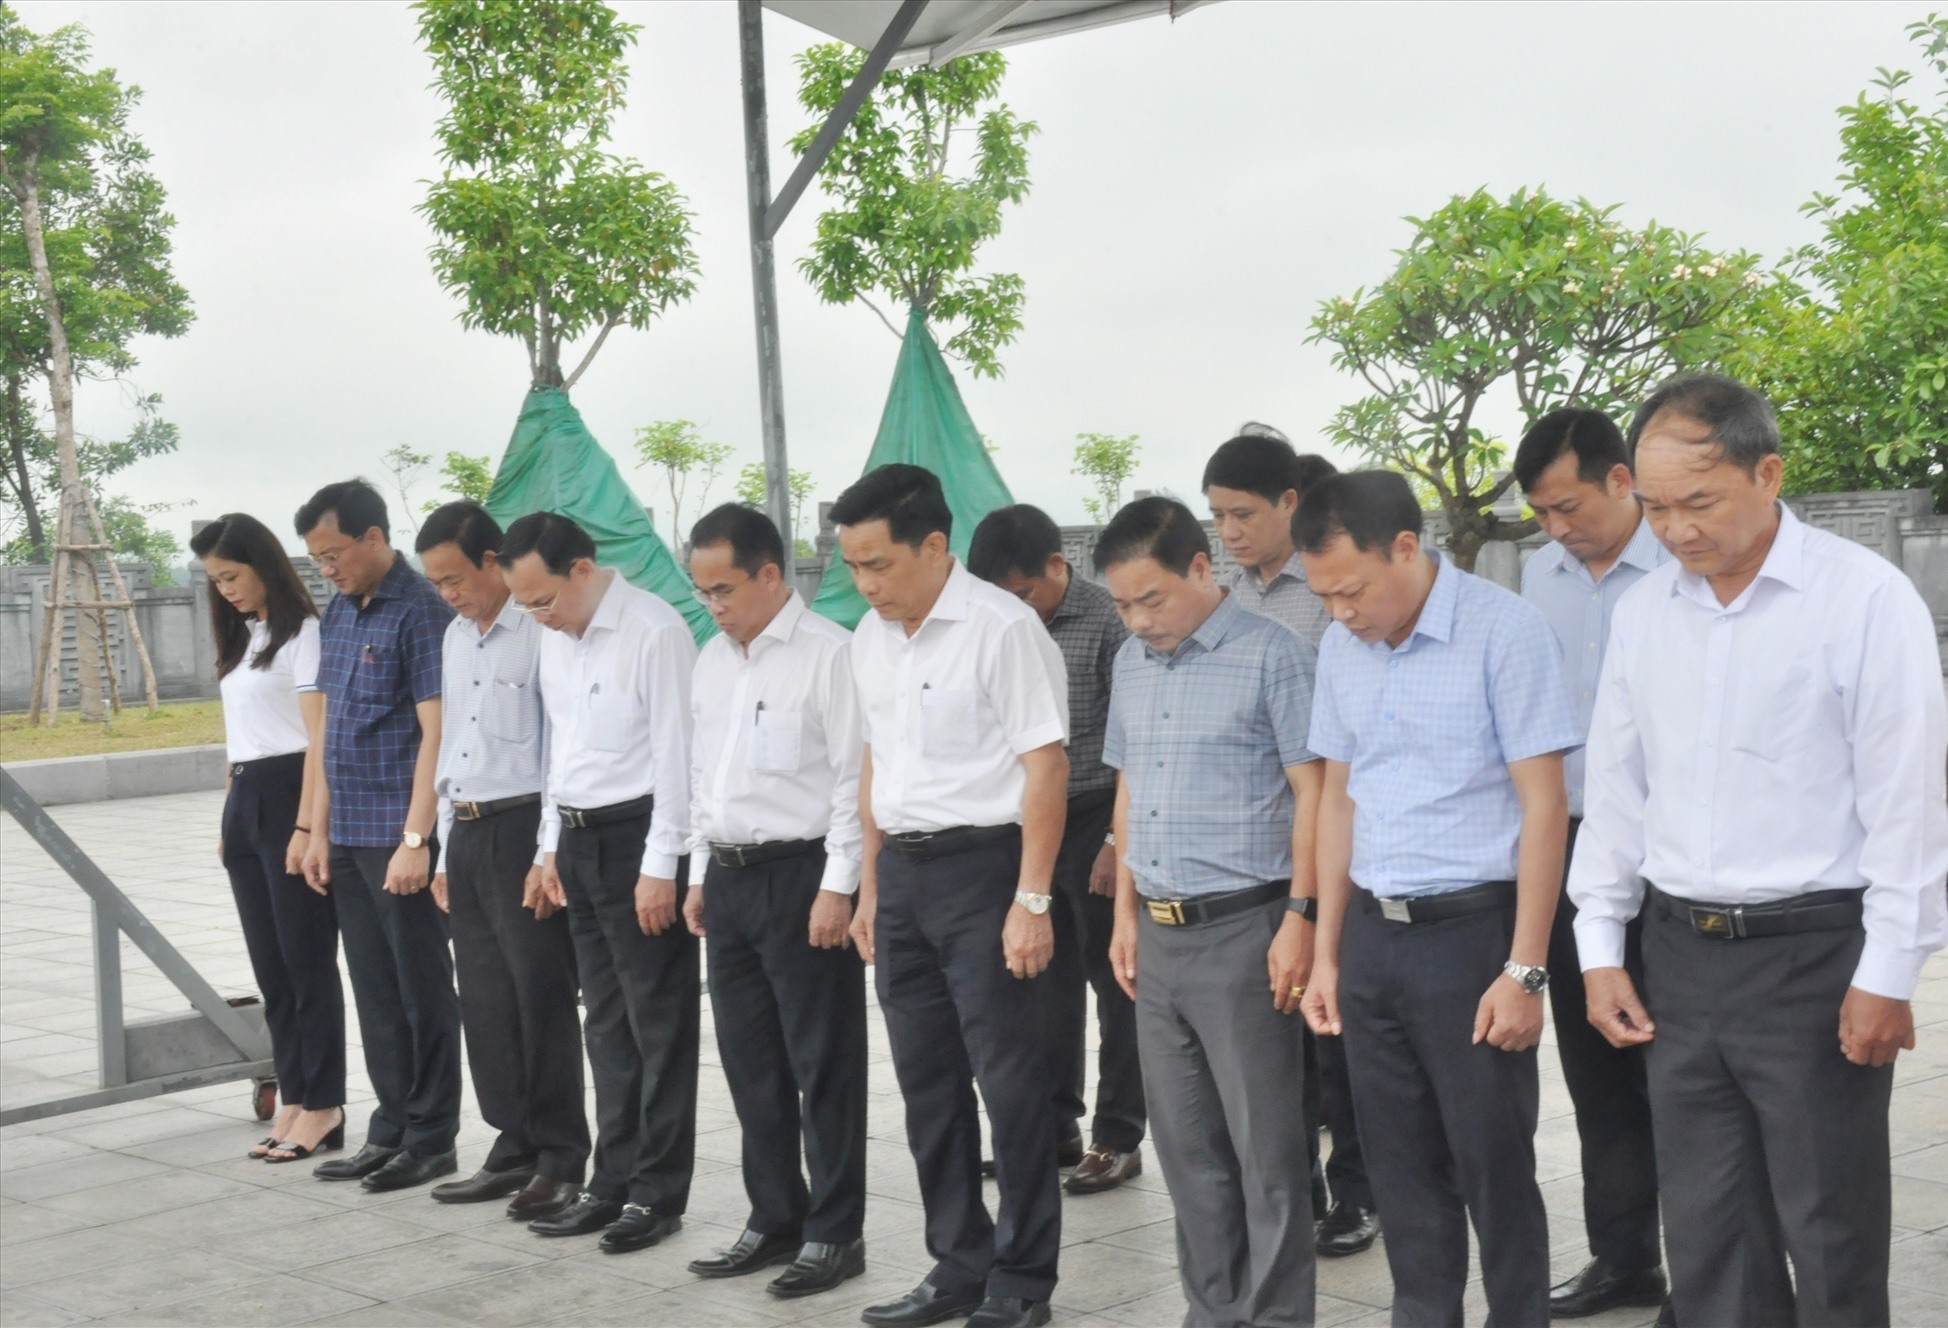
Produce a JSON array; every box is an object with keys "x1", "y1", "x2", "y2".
[
  {"x1": 1642, "y1": 892, "x2": 1892, "y2": 1328},
  {"x1": 1137, "y1": 899, "x2": 1315, "y2": 1328}
]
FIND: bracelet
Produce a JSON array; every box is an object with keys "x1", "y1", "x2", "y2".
[{"x1": 293, "y1": 825, "x2": 312, "y2": 834}]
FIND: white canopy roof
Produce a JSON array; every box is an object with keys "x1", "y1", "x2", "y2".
[{"x1": 763, "y1": 0, "x2": 1219, "y2": 69}]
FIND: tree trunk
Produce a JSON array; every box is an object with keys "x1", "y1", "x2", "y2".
[
  {"x1": 4, "y1": 372, "x2": 46, "y2": 557},
  {"x1": 58, "y1": 484, "x2": 106, "y2": 723}
]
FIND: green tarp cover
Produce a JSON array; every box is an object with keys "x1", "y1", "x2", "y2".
[
  {"x1": 486, "y1": 386, "x2": 716, "y2": 644},
  {"x1": 810, "y1": 308, "x2": 1016, "y2": 628}
]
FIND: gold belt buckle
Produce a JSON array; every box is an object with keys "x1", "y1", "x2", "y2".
[
  {"x1": 1146, "y1": 899, "x2": 1186, "y2": 926},
  {"x1": 453, "y1": 801, "x2": 481, "y2": 822}
]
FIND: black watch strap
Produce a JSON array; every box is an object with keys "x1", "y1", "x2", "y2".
[{"x1": 1287, "y1": 896, "x2": 1317, "y2": 922}]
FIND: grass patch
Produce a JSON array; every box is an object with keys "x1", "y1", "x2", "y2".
[{"x1": 0, "y1": 699, "x2": 227, "y2": 763}]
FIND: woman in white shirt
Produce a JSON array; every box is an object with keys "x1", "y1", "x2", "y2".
[{"x1": 192, "y1": 514, "x2": 346, "y2": 1162}]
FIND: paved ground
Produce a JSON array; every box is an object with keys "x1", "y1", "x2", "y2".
[{"x1": 1, "y1": 789, "x2": 1944, "y2": 1327}]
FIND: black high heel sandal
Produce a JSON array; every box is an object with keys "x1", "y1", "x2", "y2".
[{"x1": 263, "y1": 1112, "x2": 346, "y2": 1164}]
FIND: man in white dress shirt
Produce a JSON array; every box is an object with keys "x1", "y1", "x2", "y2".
[
  {"x1": 1568, "y1": 374, "x2": 1948, "y2": 1328},
  {"x1": 837, "y1": 465, "x2": 1071, "y2": 1328},
  {"x1": 678, "y1": 504, "x2": 870, "y2": 1301},
  {"x1": 499, "y1": 512, "x2": 700, "y2": 1256},
  {"x1": 1512, "y1": 412, "x2": 1670, "y2": 1321}
]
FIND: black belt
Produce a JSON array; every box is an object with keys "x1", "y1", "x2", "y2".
[
  {"x1": 710, "y1": 837, "x2": 825, "y2": 870},
  {"x1": 1359, "y1": 880, "x2": 1516, "y2": 924},
  {"x1": 558, "y1": 795, "x2": 653, "y2": 830},
  {"x1": 1141, "y1": 880, "x2": 1288, "y2": 928},
  {"x1": 452, "y1": 793, "x2": 541, "y2": 822},
  {"x1": 1649, "y1": 884, "x2": 1866, "y2": 940},
  {"x1": 883, "y1": 823, "x2": 1020, "y2": 863}
]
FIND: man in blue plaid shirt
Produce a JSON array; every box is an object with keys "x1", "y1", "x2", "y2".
[{"x1": 296, "y1": 479, "x2": 461, "y2": 1194}]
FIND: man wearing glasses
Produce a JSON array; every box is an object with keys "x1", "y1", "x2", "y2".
[
  {"x1": 296, "y1": 479, "x2": 461, "y2": 1193},
  {"x1": 677, "y1": 503, "x2": 870, "y2": 1301},
  {"x1": 498, "y1": 511, "x2": 700, "y2": 1255}
]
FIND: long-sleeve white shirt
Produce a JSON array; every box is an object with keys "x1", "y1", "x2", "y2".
[
  {"x1": 1567, "y1": 503, "x2": 1948, "y2": 999},
  {"x1": 688, "y1": 592, "x2": 864, "y2": 896},
  {"x1": 537, "y1": 571, "x2": 697, "y2": 879}
]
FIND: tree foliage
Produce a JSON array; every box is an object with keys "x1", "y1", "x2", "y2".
[
  {"x1": 792, "y1": 46, "x2": 1035, "y2": 378},
  {"x1": 1730, "y1": 15, "x2": 1948, "y2": 512},
  {"x1": 735, "y1": 459, "x2": 814, "y2": 554},
  {"x1": 416, "y1": 0, "x2": 699, "y2": 390},
  {"x1": 0, "y1": 383, "x2": 179, "y2": 568},
  {"x1": 1309, "y1": 188, "x2": 1760, "y2": 567},
  {"x1": 632, "y1": 419, "x2": 730, "y2": 545},
  {"x1": 428, "y1": 450, "x2": 494, "y2": 509},
  {"x1": 1072, "y1": 432, "x2": 1139, "y2": 523}
]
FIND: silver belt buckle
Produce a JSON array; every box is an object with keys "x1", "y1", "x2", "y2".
[
  {"x1": 560, "y1": 807, "x2": 586, "y2": 829},
  {"x1": 1379, "y1": 897, "x2": 1413, "y2": 923}
]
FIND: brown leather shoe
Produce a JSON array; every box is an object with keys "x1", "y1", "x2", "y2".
[
  {"x1": 506, "y1": 1174, "x2": 579, "y2": 1222},
  {"x1": 1064, "y1": 1145, "x2": 1141, "y2": 1195}
]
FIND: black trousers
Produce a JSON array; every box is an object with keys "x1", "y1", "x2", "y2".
[
  {"x1": 1303, "y1": 1021, "x2": 1373, "y2": 1213},
  {"x1": 1642, "y1": 894, "x2": 1892, "y2": 1328},
  {"x1": 221, "y1": 753, "x2": 345, "y2": 1109},
  {"x1": 1338, "y1": 890, "x2": 1549, "y2": 1328},
  {"x1": 704, "y1": 849, "x2": 868, "y2": 1243},
  {"x1": 446, "y1": 806, "x2": 589, "y2": 1184},
  {"x1": 876, "y1": 831, "x2": 1061, "y2": 1302},
  {"x1": 330, "y1": 842, "x2": 462, "y2": 1154},
  {"x1": 1547, "y1": 818, "x2": 1659, "y2": 1271},
  {"x1": 557, "y1": 808, "x2": 698, "y2": 1212},
  {"x1": 1047, "y1": 788, "x2": 1145, "y2": 1154}
]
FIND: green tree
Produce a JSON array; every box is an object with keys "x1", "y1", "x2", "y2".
[
  {"x1": 1730, "y1": 15, "x2": 1948, "y2": 511},
  {"x1": 1073, "y1": 432, "x2": 1140, "y2": 523},
  {"x1": 792, "y1": 46, "x2": 1035, "y2": 378},
  {"x1": 1309, "y1": 188, "x2": 1760, "y2": 568},
  {"x1": 0, "y1": 387, "x2": 178, "y2": 557},
  {"x1": 380, "y1": 443, "x2": 431, "y2": 537},
  {"x1": 735, "y1": 459, "x2": 814, "y2": 555},
  {"x1": 633, "y1": 420, "x2": 731, "y2": 545},
  {"x1": 424, "y1": 450, "x2": 494, "y2": 510},
  {"x1": 417, "y1": 0, "x2": 699, "y2": 390}
]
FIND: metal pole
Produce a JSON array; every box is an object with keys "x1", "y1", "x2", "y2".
[{"x1": 738, "y1": 0, "x2": 794, "y2": 559}]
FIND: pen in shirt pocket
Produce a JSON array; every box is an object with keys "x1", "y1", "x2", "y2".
[{"x1": 755, "y1": 700, "x2": 765, "y2": 726}]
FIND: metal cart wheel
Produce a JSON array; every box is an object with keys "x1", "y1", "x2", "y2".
[{"x1": 252, "y1": 1077, "x2": 278, "y2": 1122}]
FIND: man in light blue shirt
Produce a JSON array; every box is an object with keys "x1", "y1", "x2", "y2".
[
  {"x1": 1298, "y1": 471, "x2": 1579, "y2": 1328},
  {"x1": 1099, "y1": 497, "x2": 1322, "y2": 1328},
  {"x1": 1515, "y1": 409, "x2": 1672, "y2": 1322}
]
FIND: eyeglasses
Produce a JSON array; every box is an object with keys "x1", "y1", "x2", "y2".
[
  {"x1": 691, "y1": 580, "x2": 750, "y2": 606},
  {"x1": 509, "y1": 589, "x2": 562, "y2": 616},
  {"x1": 311, "y1": 545, "x2": 353, "y2": 570}
]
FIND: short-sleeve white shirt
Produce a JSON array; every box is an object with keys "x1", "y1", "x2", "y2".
[
  {"x1": 220, "y1": 617, "x2": 321, "y2": 762},
  {"x1": 850, "y1": 559, "x2": 1069, "y2": 834}
]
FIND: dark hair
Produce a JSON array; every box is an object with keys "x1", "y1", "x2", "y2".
[
  {"x1": 415, "y1": 501, "x2": 503, "y2": 567},
  {"x1": 294, "y1": 478, "x2": 389, "y2": 542},
  {"x1": 828, "y1": 464, "x2": 953, "y2": 548},
  {"x1": 189, "y1": 513, "x2": 319, "y2": 680},
  {"x1": 1625, "y1": 373, "x2": 1779, "y2": 472},
  {"x1": 1292, "y1": 453, "x2": 1339, "y2": 494},
  {"x1": 1202, "y1": 433, "x2": 1303, "y2": 505},
  {"x1": 499, "y1": 511, "x2": 596, "y2": 577},
  {"x1": 968, "y1": 504, "x2": 1063, "y2": 583},
  {"x1": 689, "y1": 502, "x2": 786, "y2": 577},
  {"x1": 1513, "y1": 408, "x2": 1629, "y2": 493},
  {"x1": 1295, "y1": 471, "x2": 1424, "y2": 557},
  {"x1": 1092, "y1": 496, "x2": 1211, "y2": 577}
]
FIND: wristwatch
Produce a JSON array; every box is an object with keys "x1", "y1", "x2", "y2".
[
  {"x1": 1503, "y1": 961, "x2": 1549, "y2": 994},
  {"x1": 1014, "y1": 890, "x2": 1052, "y2": 916},
  {"x1": 1287, "y1": 897, "x2": 1318, "y2": 922},
  {"x1": 402, "y1": 830, "x2": 426, "y2": 851}
]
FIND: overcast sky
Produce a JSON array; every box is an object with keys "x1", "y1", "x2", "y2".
[{"x1": 12, "y1": 0, "x2": 1923, "y2": 547}]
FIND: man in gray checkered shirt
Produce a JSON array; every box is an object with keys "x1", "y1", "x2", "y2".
[
  {"x1": 1099, "y1": 496, "x2": 1323, "y2": 1328},
  {"x1": 971, "y1": 505, "x2": 1146, "y2": 1196}
]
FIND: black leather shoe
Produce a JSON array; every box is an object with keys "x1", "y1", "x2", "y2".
[
  {"x1": 599, "y1": 1204, "x2": 681, "y2": 1253},
  {"x1": 528, "y1": 1191, "x2": 622, "y2": 1236},
  {"x1": 313, "y1": 1142, "x2": 398, "y2": 1182},
  {"x1": 361, "y1": 1148, "x2": 458, "y2": 1193},
  {"x1": 768, "y1": 1237, "x2": 865, "y2": 1299},
  {"x1": 507, "y1": 1175, "x2": 579, "y2": 1222},
  {"x1": 966, "y1": 1298, "x2": 1051, "y2": 1328},
  {"x1": 1315, "y1": 1202, "x2": 1380, "y2": 1257},
  {"x1": 688, "y1": 1226, "x2": 801, "y2": 1278},
  {"x1": 860, "y1": 1280, "x2": 984, "y2": 1327},
  {"x1": 981, "y1": 1137, "x2": 1083, "y2": 1179},
  {"x1": 431, "y1": 1165, "x2": 535, "y2": 1204},
  {"x1": 1549, "y1": 1258, "x2": 1668, "y2": 1318}
]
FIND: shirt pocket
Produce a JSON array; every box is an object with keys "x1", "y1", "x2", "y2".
[
  {"x1": 921, "y1": 687, "x2": 981, "y2": 761},
  {"x1": 350, "y1": 645, "x2": 400, "y2": 703},
  {"x1": 482, "y1": 677, "x2": 539, "y2": 743},
  {"x1": 586, "y1": 692, "x2": 630, "y2": 754},
  {"x1": 748, "y1": 708, "x2": 804, "y2": 773}
]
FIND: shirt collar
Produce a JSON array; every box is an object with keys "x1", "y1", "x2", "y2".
[
  {"x1": 1233, "y1": 551, "x2": 1305, "y2": 593},
  {"x1": 585, "y1": 568, "x2": 628, "y2": 635},
  {"x1": 363, "y1": 552, "x2": 414, "y2": 604},
  {"x1": 1047, "y1": 571, "x2": 1085, "y2": 624},
  {"x1": 753, "y1": 590, "x2": 807, "y2": 650},
  {"x1": 921, "y1": 559, "x2": 975, "y2": 627},
  {"x1": 1669, "y1": 501, "x2": 1806, "y2": 607},
  {"x1": 1396, "y1": 551, "x2": 1459, "y2": 650},
  {"x1": 1146, "y1": 591, "x2": 1242, "y2": 662},
  {"x1": 1616, "y1": 511, "x2": 1666, "y2": 574}
]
